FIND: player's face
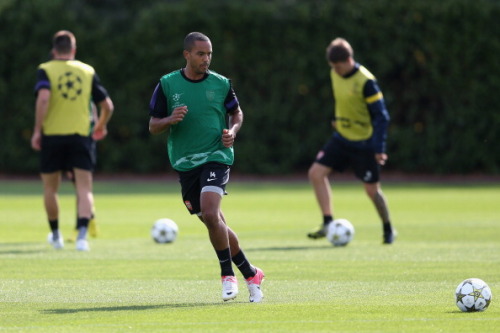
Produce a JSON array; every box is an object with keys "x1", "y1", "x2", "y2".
[
  {"x1": 330, "y1": 60, "x2": 353, "y2": 76},
  {"x1": 185, "y1": 40, "x2": 212, "y2": 75}
]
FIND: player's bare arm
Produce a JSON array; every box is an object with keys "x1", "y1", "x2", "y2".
[
  {"x1": 149, "y1": 106, "x2": 188, "y2": 135},
  {"x1": 92, "y1": 97, "x2": 114, "y2": 141},
  {"x1": 31, "y1": 89, "x2": 51, "y2": 151},
  {"x1": 222, "y1": 107, "x2": 243, "y2": 148}
]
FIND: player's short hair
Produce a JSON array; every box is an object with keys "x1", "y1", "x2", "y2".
[
  {"x1": 184, "y1": 32, "x2": 210, "y2": 51},
  {"x1": 52, "y1": 30, "x2": 76, "y2": 54},
  {"x1": 326, "y1": 38, "x2": 353, "y2": 63}
]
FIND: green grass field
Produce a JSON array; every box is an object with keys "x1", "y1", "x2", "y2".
[{"x1": 0, "y1": 179, "x2": 499, "y2": 332}]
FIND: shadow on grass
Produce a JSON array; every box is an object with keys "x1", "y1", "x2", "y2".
[
  {"x1": 0, "y1": 249, "x2": 44, "y2": 255},
  {"x1": 0, "y1": 242, "x2": 46, "y2": 255},
  {"x1": 42, "y1": 302, "x2": 223, "y2": 314},
  {"x1": 246, "y1": 245, "x2": 334, "y2": 251}
]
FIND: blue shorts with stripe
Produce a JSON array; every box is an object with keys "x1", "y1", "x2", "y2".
[{"x1": 315, "y1": 133, "x2": 380, "y2": 183}]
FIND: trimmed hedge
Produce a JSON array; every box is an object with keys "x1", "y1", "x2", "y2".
[{"x1": 1, "y1": 0, "x2": 499, "y2": 175}]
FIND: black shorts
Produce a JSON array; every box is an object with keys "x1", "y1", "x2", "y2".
[
  {"x1": 177, "y1": 162, "x2": 230, "y2": 215},
  {"x1": 315, "y1": 133, "x2": 380, "y2": 183},
  {"x1": 40, "y1": 134, "x2": 95, "y2": 173}
]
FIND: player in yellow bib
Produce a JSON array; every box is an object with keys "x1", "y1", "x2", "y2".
[
  {"x1": 31, "y1": 30, "x2": 114, "y2": 251},
  {"x1": 307, "y1": 38, "x2": 396, "y2": 244}
]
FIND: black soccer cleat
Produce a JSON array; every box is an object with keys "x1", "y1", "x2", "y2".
[
  {"x1": 307, "y1": 225, "x2": 327, "y2": 239},
  {"x1": 383, "y1": 229, "x2": 397, "y2": 244}
]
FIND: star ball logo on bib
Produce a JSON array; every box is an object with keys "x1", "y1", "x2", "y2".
[
  {"x1": 172, "y1": 93, "x2": 183, "y2": 102},
  {"x1": 172, "y1": 93, "x2": 184, "y2": 108},
  {"x1": 57, "y1": 71, "x2": 82, "y2": 100}
]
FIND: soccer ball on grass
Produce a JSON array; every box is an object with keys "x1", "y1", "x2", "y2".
[
  {"x1": 151, "y1": 218, "x2": 178, "y2": 244},
  {"x1": 455, "y1": 278, "x2": 492, "y2": 312},
  {"x1": 326, "y1": 219, "x2": 354, "y2": 246}
]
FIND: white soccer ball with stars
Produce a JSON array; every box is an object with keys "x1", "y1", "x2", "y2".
[
  {"x1": 151, "y1": 218, "x2": 178, "y2": 244},
  {"x1": 326, "y1": 219, "x2": 355, "y2": 246},
  {"x1": 455, "y1": 278, "x2": 492, "y2": 312}
]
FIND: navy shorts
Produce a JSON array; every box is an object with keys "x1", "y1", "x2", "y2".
[
  {"x1": 315, "y1": 133, "x2": 380, "y2": 183},
  {"x1": 177, "y1": 162, "x2": 230, "y2": 215},
  {"x1": 40, "y1": 134, "x2": 95, "y2": 173}
]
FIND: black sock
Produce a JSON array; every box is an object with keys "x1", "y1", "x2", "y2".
[
  {"x1": 76, "y1": 217, "x2": 90, "y2": 229},
  {"x1": 49, "y1": 219, "x2": 58, "y2": 232},
  {"x1": 383, "y1": 222, "x2": 393, "y2": 234},
  {"x1": 232, "y1": 250, "x2": 256, "y2": 279},
  {"x1": 323, "y1": 215, "x2": 333, "y2": 226},
  {"x1": 49, "y1": 219, "x2": 59, "y2": 240},
  {"x1": 75, "y1": 213, "x2": 95, "y2": 230},
  {"x1": 216, "y1": 248, "x2": 234, "y2": 277},
  {"x1": 77, "y1": 217, "x2": 90, "y2": 240}
]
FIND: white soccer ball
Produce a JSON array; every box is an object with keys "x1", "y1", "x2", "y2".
[
  {"x1": 326, "y1": 219, "x2": 354, "y2": 246},
  {"x1": 455, "y1": 278, "x2": 492, "y2": 312},
  {"x1": 151, "y1": 218, "x2": 178, "y2": 244}
]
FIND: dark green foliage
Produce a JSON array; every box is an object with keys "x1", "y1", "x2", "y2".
[{"x1": 1, "y1": 0, "x2": 498, "y2": 175}]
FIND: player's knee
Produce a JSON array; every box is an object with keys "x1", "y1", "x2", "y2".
[
  {"x1": 201, "y1": 210, "x2": 219, "y2": 227},
  {"x1": 308, "y1": 164, "x2": 326, "y2": 181},
  {"x1": 308, "y1": 165, "x2": 318, "y2": 180},
  {"x1": 364, "y1": 184, "x2": 380, "y2": 200}
]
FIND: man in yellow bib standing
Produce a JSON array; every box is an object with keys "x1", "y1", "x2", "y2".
[
  {"x1": 307, "y1": 38, "x2": 396, "y2": 244},
  {"x1": 31, "y1": 30, "x2": 114, "y2": 251}
]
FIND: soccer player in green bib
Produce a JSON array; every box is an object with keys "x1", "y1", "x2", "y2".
[
  {"x1": 307, "y1": 38, "x2": 396, "y2": 244},
  {"x1": 149, "y1": 32, "x2": 264, "y2": 302}
]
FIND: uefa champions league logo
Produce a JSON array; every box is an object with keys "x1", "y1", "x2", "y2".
[
  {"x1": 172, "y1": 93, "x2": 184, "y2": 108},
  {"x1": 172, "y1": 93, "x2": 183, "y2": 102},
  {"x1": 57, "y1": 71, "x2": 82, "y2": 100}
]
